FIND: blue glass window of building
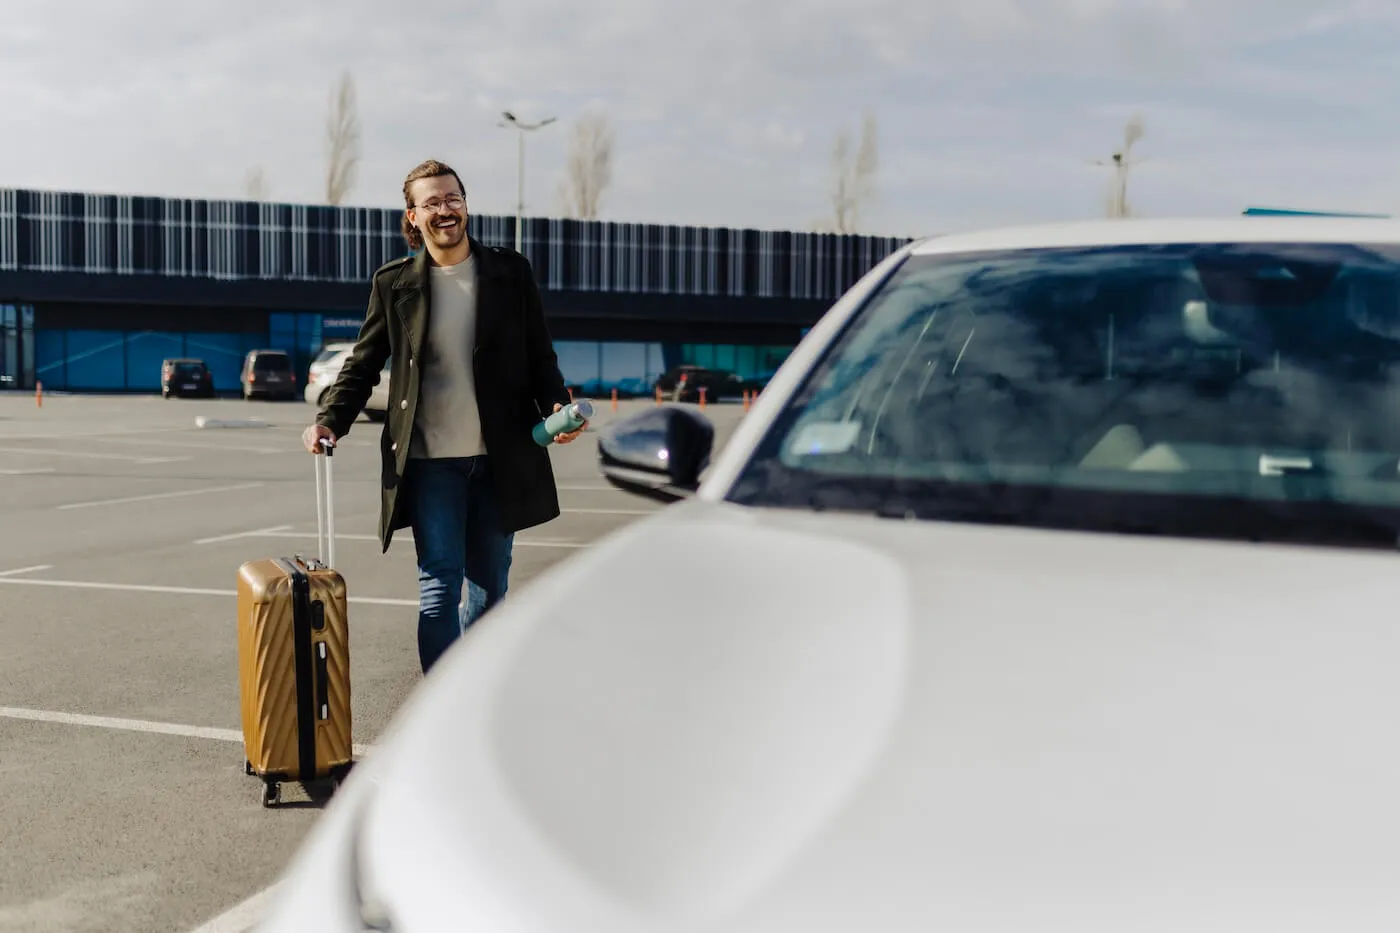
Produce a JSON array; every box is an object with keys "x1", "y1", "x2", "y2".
[
  {"x1": 550, "y1": 340, "x2": 794, "y2": 396},
  {"x1": 125, "y1": 332, "x2": 186, "y2": 390}
]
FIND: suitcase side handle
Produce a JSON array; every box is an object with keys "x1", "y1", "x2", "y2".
[
  {"x1": 314, "y1": 440, "x2": 335, "y2": 569},
  {"x1": 315, "y1": 641, "x2": 330, "y2": 721}
]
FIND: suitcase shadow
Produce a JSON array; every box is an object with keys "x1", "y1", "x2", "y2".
[
  {"x1": 242, "y1": 759, "x2": 352, "y2": 810},
  {"x1": 269, "y1": 781, "x2": 338, "y2": 809}
]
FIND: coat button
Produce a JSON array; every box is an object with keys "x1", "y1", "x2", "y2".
[
  {"x1": 400, "y1": 400, "x2": 407, "y2": 410},
  {"x1": 391, "y1": 442, "x2": 398, "y2": 451}
]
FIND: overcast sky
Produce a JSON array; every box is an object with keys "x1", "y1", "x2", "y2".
[{"x1": 4, "y1": 0, "x2": 1400, "y2": 238}]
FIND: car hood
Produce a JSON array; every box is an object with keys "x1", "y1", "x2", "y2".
[{"x1": 356, "y1": 501, "x2": 1400, "y2": 930}]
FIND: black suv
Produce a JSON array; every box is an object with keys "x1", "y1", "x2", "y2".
[
  {"x1": 654, "y1": 365, "x2": 742, "y2": 402},
  {"x1": 161, "y1": 358, "x2": 215, "y2": 398}
]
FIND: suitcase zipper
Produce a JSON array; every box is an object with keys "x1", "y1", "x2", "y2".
[{"x1": 275, "y1": 557, "x2": 319, "y2": 781}]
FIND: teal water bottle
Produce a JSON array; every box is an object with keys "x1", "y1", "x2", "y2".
[{"x1": 533, "y1": 399, "x2": 594, "y2": 446}]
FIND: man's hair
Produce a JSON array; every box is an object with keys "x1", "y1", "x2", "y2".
[{"x1": 400, "y1": 159, "x2": 465, "y2": 250}]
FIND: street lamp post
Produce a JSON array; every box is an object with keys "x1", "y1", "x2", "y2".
[{"x1": 498, "y1": 111, "x2": 557, "y2": 253}]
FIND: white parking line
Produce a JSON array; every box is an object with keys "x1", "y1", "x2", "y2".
[
  {"x1": 204, "y1": 530, "x2": 588, "y2": 549},
  {"x1": 0, "y1": 446, "x2": 193, "y2": 463},
  {"x1": 194, "y1": 525, "x2": 294, "y2": 545},
  {"x1": 0, "y1": 564, "x2": 52, "y2": 577},
  {"x1": 0, "y1": 706, "x2": 373, "y2": 758},
  {"x1": 2, "y1": 431, "x2": 291, "y2": 456},
  {"x1": 0, "y1": 578, "x2": 230, "y2": 597},
  {"x1": 0, "y1": 576, "x2": 418, "y2": 606},
  {"x1": 562, "y1": 507, "x2": 656, "y2": 515},
  {"x1": 0, "y1": 467, "x2": 55, "y2": 475},
  {"x1": 0, "y1": 428, "x2": 190, "y2": 441},
  {"x1": 56, "y1": 482, "x2": 264, "y2": 511},
  {"x1": 0, "y1": 706, "x2": 242, "y2": 742},
  {"x1": 87, "y1": 436, "x2": 291, "y2": 455}
]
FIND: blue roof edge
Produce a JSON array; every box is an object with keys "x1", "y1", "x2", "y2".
[{"x1": 1243, "y1": 207, "x2": 1392, "y2": 218}]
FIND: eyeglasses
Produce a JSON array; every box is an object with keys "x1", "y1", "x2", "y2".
[{"x1": 413, "y1": 196, "x2": 465, "y2": 214}]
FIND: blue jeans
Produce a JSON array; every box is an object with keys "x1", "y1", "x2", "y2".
[{"x1": 405, "y1": 456, "x2": 513, "y2": 673}]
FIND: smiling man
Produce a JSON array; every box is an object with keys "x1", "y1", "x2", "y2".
[{"x1": 303, "y1": 159, "x2": 585, "y2": 673}]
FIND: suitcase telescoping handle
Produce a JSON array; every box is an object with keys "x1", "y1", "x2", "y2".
[{"x1": 314, "y1": 439, "x2": 335, "y2": 569}]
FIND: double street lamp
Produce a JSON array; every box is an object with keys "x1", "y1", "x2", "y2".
[{"x1": 498, "y1": 111, "x2": 557, "y2": 253}]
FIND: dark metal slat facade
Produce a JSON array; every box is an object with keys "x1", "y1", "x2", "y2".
[{"x1": 0, "y1": 187, "x2": 912, "y2": 300}]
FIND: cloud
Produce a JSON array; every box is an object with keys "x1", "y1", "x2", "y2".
[{"x1": 3, "y1": 0, "x2": 1400, "y2": 236}]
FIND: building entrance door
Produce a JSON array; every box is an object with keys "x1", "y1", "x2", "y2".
[{"x1": 0, "y1": 304, "x2": 34, "y2": 391}]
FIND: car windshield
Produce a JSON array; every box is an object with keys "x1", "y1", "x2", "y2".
[
  {"x1": 727, "y1": 240, "x2": 1400, "y2": 549},
  {"x1": 173, "y1": 363, "x2": 204, "y2": 375}
]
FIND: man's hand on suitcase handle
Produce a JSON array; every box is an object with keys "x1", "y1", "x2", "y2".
[{"x1": 303, "y1": 424, "x2": 337, "y2": 454}]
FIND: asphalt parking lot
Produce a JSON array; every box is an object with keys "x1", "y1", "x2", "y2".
[{"x1": 0, "y1": 390, "x2": 749, "y2": 933}]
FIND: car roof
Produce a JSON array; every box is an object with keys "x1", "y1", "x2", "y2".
[{"x1": 908, "y1": 216, "x2": 1400, "y2": 256}]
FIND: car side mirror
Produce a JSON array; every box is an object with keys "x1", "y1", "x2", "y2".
[{"x1": 597, "y1": 407, "x2": 715, "y2": 503}]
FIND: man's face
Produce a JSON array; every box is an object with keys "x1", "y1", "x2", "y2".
[{"x1": 407, "y1": 175, "x2": 467, "y2": 250}]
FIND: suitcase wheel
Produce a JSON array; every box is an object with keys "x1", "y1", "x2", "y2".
[
  {"x1": 262, "y1": 782, "x2": 280, "y2": 808},
  {"x1": 244, "y1": 760, "x2": 254, "y2": 776}
]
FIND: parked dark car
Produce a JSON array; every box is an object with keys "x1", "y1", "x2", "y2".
[
  {"x1": 653, "y1": 365, "x2": 742, "y2": 402},
  {"x1": 241, "y1": 349, "x2": 297, "y2": 400},
  {"x1": 161, "y1": 358, "x2": 215, "y2": 398}
]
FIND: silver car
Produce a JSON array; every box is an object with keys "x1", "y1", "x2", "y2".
[
  {"x1": 261, "y1": 216, "x2": 1400, "y2": 930},
  {"x1": 305, "y1": 342, "x2": 389, "y2": 422}
]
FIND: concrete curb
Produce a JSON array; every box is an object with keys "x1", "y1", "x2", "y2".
[{"x1": 194, "y1": 416, "x2": 270, "y2": 429}]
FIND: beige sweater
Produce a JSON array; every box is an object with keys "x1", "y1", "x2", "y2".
[{"x1": 409, "y1": 255, "x2": 488, "y2": 459}]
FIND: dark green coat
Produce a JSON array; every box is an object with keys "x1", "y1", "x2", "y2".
[{"x1": 315, "y1": 238, "x2": 573, "y2": 552}]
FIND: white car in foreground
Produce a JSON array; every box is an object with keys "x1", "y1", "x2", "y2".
[
  {"x1": 260, "y1": 217, "x2": 1400, "y2": 931},
  {"x1": 305, "y1": 342, "x2": 390, "y2": 421}
]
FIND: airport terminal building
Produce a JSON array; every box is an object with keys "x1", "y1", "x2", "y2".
[{"x1": 0, "y1": 188, "x2": 909, "y2": 395}]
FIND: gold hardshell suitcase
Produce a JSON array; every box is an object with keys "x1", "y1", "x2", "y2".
[{"x1": 236, "y1": 442, "x2": 353, "y2": 807}]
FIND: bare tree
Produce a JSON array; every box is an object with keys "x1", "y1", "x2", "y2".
[
  {"x1": 558, "y1": 111, "x2": 615, "y2": 220},
  {"x1": 325, "y1": 70, "x2": 360, "y2": 206},
  {"x1": 825, "y1": 113, "x2": 879, "y2": 233},
  {"x1": 244, "y1": 166, "x2": 268, "y2": 201},
  {"x1": 1093, "y1": 114, "x2": 1147, "y2": 219}
]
